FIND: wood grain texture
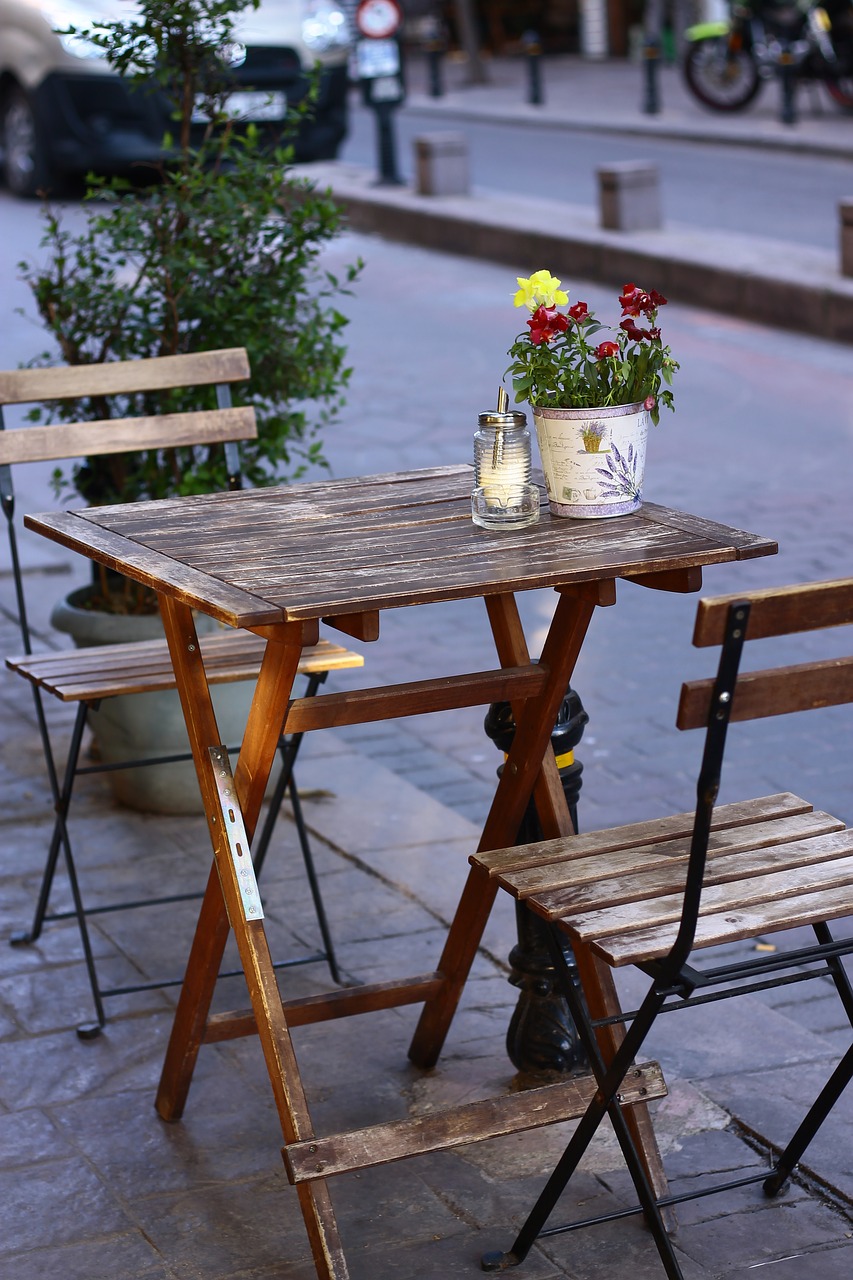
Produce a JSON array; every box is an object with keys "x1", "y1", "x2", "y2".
[
  {"x1": 496, "y1": 803, "x2": 853, "y2": 968},
  {"x1": 0, "y1": 407, "x2": 257, "y2": 466},
  {"x1": 27, "y1": 470, "x2": 776, "y2": 626},
  {"x1": 6, "y1": 635, "x2": 363, "y2": 702},
  {"x1": 677, "y1": 657, "x2": 853, "y2": 728},
  {"x1": 283, "y1": 1063, "x2": 666, "y2": 1182},
  {"x1": 283, "y1": 665, "x2": 549, "y2": 732},
  {"x1": 530, "y1": 814, "x2": 847, "y2": 920},
  {"x1": 472, "y1": 793, "x2": 813, "y2": 883},
  {"x1": 556, "y1": 829, "x2": 853, "y2": 937},
  {"x1": 595, "y1": 880, "x2": 853, "y2": 966},
  {"x1": 202, "y1": 974, "x2": 445, "y2": 1043},
  {"x1": 693, "y1": 577, "x2": 853, "y2": 646},
  {"x1": 0, "y1": 348, "x2": 250, "y2": 404},
  {"x1": 24, "y1": 510, "x2": 285, "y2": 629}
]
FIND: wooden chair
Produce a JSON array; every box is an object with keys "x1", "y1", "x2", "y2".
[
  {"x1": 0, "y1": 350, "x2": 363, "y2": 1037},
  {"x1": 473, "y1": 579, "x2": 853, "y2": 1278}
]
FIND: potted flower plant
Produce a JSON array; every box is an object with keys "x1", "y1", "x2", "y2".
[{"x1": 505, "y1": 270, "x2": 678, "y2": 519}]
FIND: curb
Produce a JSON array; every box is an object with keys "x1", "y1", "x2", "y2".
[
  {"x1": 301, "y1": 161, "x2": 853, "y2": 344},
  {"x1": 400, "y1": 92, "x2": 853, "y2": 162}
]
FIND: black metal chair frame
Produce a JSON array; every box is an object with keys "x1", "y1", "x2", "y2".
[
  {"x1": 483, "y1": 598, "x2": 853, "y2": 1279},
  {"x1": 1, "y1": 377, "x2": 343, "y2": 1040}
]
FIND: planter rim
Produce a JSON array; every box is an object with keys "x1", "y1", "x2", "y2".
[{"x1": 531, "y1": 400, "x2": 646, "y2": 419}]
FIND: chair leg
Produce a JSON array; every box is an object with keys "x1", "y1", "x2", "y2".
[
  {"x1": 287, "y1": 774, "x2": 343, "y2": 985},
  {"x1": 764, "y1": 920, "x2": 853, "y2": 1195},
  {"x1": 250, "y1": 670, "x2": 343, "y2": 985},
  {"x1": 764, "y1": 1039, "x2": 853, "y2": 1197},
  {"x1": 10, "y1": 697, "x2": 106, "y2": 1035},
  {"x1": 483, "y1": 931, "x2": 683, "y2": 1277}
]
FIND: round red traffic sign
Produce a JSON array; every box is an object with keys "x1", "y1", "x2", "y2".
[{"x1": 355, "y1": 0, "x2": 402, "y2": 39}]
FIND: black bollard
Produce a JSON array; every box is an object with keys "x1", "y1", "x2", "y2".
[
  {"x1": 521, "y1": 30, "x2": 543, "y2": 106},
  {"x1": 484, "y1": 688, "x2": 590, "y2": 1077},
  {"x1": 426, "y1": 41, "x2": 444, "y2": 97},
  {"x1": 642, "y1": 40, "x2": 661, "y2": 115},
  {"x1": 374, "y1": 101, "x2": 404, "y2": 186},
  {"x1": 777, "y1": 49, "x2": 797, "y2": 125}
]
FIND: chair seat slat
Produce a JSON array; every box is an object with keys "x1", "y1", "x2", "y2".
[
  {"x1": 547, "y1": 834, "x2": 853, "y2": 941},
  {"x1": 528, "y1": 815, "x2": 848, "y2": 921},
  {"x1": 477, "y1": 794, "x2": 814, "y2": 895},
  {"x1": 592, "y1": 882, "x2": 853, "y2": 966},
  {"x1": 7, "y1": 636, "x2": 363, "y2": 702}
]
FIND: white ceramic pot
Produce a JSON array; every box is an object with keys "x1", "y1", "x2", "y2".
[{"x1": 532, "y1": 400, "x2": 650, "y2": 519}]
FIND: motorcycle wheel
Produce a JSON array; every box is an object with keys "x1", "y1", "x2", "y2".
[{"x1": 684, "y1": 38, "x2": 762, "y2": 111}]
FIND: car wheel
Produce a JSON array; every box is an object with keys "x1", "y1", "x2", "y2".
[{"x1": 2, "y1": 87, "x2": 52, "y2": 197}]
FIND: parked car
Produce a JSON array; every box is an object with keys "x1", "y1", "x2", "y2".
[{"x1": 0, "y1": 0, "x2": 352, "y2": 196}]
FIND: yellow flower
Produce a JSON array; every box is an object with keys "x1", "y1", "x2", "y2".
[{"x1": 513, "y1": 270, "x2": 569, "y2": 311}]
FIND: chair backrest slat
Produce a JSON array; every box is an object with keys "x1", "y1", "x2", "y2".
[
  {"x1": 693, "y1": 578, "x2": 853, "y2": 647},
  {"x1": 0, "y1": 349, "x2": 254, "y2": 656},
  {"x1": 0, "y1": 406, "x2": 257, "y2": 466},
  {"x1": 677, "y1": 655, "x2": 853, "y2": 730},
  {"x1": 0, "y1": 348, "x2": 251, "y2": 405}
]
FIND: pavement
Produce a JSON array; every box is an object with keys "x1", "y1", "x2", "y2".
[
  {"x1": 296, "y1": 52, "x2": 853, "y2": 343},
  {"x1": 3, "y1": 53, "x2": 853, "y2": 1280}
]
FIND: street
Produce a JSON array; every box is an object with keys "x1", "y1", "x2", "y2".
[{"x1": 342, "y1": 98, "x2": 853, "y2": 248}]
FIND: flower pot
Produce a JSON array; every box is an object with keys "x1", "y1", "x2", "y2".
[
  {"x1": 50, "y1": 586, "x2": 254, "y2": 815},
  {"x1": 532, "y1": 401, "x2": 650, "y2": 519}
]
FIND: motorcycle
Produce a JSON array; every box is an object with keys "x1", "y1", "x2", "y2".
[{"x1": 683, "y1": 0, "x2": 853, "y2": 111}]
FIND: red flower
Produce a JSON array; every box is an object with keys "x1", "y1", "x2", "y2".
[
  {"x1": 620, "y1": 317, "x2": 651, "y2": 341},
  {"x1": 568, "y1": 301, "x2": 589, "y2": 322},
  {"x1": 618, "y1": 283, "x2": 641, "y2": 314},
  {"x1": 595, "y1": 340, "x2": 620, "y2": 359},
  {"x1": 619, "y1": 283, "x2": 667, "y2": 318},
  {"x1": 527, "y1": 304, "x2": 568, "y2": 345},
  {"x1": 644, "y1": 394, "x2": 656, "y2": 411}
]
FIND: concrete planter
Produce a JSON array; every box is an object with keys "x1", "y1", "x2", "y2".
[{"x1": 50, "y1": 586, "x2": 253, "y2": 815}]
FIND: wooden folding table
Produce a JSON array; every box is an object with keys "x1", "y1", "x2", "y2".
[{"x1": 27, "y1": 465, "x2": 776, "y2": 1278}]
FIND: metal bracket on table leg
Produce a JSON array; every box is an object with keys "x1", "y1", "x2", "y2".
[{"x1": 208, "y1": 747, "x2": 264, "y2": 923}]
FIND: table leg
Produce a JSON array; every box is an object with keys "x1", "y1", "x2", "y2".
[
  {"x1": 408, "y1": 586, "x2": 670, "y2": 1219},
  {"x1": 153, "y1": 603, "x2": 352, "y2": 1277},
  {"x1": 155, "y1": 599, "x2": 303, "y2": 1120},
  {"x1": 409, "y1": 589, "x2": 594, "y2": 1067}
]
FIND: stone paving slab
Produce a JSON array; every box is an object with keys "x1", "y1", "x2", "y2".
[{"x1": 1, "y1": 599, "x2": 853, "y2": 1276}]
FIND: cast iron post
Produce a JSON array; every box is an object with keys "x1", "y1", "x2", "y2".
[
  {"x1": 642, "y1": 40, "x2": 662, "y2": 115},
  {"x1": 424, "y1": 15, "x2": 445, "y2": 97},
  {"x1": 777, "y1": 49, "x2": 797, "y2": 125},
  {"x1": 484, "y1": 686, "x2": 590, "y2": 1076},
  {"x1": 374, "y1": 102, "x2": 404, "y2": 185},
  {"x1": 522, "y1": 30, "x2": 544, "y2": 105}
]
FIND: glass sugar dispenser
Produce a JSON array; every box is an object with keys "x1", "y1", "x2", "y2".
[{"x1": 471, "y1": 388, "x2": 540, "y2": 530}]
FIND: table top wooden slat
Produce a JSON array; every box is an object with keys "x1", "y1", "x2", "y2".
[{"x1": 25, "y1": 467, "x2": 777, "y2": 628}]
